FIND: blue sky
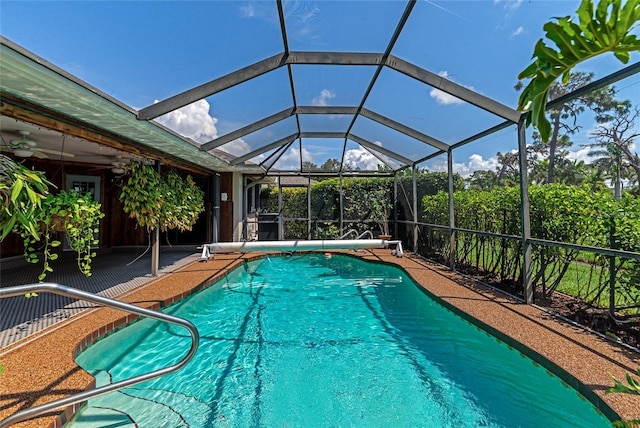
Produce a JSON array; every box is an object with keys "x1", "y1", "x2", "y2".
[{"x1": 1, "y1": 0, "x2": 638, "y2": 175}]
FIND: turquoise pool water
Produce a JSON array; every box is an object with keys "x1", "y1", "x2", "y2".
[{"x1": 70, "y1": 254, "x2": 612, "y2": 427}]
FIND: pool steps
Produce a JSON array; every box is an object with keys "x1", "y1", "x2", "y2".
[{"x1": 0, "y1": 283, "x2": 199, "y2": 428}]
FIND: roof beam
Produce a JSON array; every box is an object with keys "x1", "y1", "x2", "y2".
[
  {"x1": 545, "y1": 61, "x2": 640, "y2": 111},
  {"x1": 295, "y1": 106, "x2": 359, "y2": 115},
  {"x1": 287, "y1": 52, "x2": 383, "y2": 66},
  {"x1": 386, "y1": 55, "x2": 521, "y2": 123},
  {"x1": 137, "y1": 53, "x2": 287, "y2": 120},
  {"x1": 277, "y1": 0, "x2": 303, "y2": 145},
  {"x1": 450, "y1": 120, "x2": 513, "y2": 150},
  {"x1": 201, "y1": 107, "x2": 294, "y2": 151},
  {"x1": 341, "y1": 0, "x2": 417, "y2": 172},
  {"x1": 360, "y1": 108, "x2": 448, "y2": 151},
  {"x1": 231, "y1": 133, "x2": 299, "y2": 165},
  {"x1": 348, "y1": 134, "x2": 414, "y2": 166},
  {"x1": 412, "y1": 149, "x2": 446, "y2": 168},
  {"x1": 363, "y1": 146, "x2": 398, "y2": 171},
  {"x1": 263, "y1": 141, "x2": 295, "y2": 173},
  {"x1": 272, "y1": 171, "x2": 394, "y2": 177},
  {"x1": 299, "y1": 131, "x2": 347, "y2": 139}
]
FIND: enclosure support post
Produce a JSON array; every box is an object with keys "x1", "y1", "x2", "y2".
[
  {"x1": 517, "y1": 119, "x2": 534, "y2": 304},
  {"x1": 278, "y1": 177, "x2": 284, "y2": 240},
  {"x1": 242, "y1": 177, "x2": 248, "y2": 240},
  {"x1": 609, "y1": 218, "x2": 616, "y2": 317},
  {"x1": 393, "y1": 173, "x2": 398, "y2": 240},
  {"x1": 447, "y1": 149, "x2": 456, "y2": 270},
  {"x1": 412, "y1": 164, "x2": 418, "y2": 251},
  {"x1": 339, "y1": 174, "x2": 344, "y2": 236},
  {"x1": 307, "y1": 174, "x2": 312, "y2": 239}
]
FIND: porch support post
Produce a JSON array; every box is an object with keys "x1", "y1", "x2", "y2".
[
  {"x1": 212, "y1": 173, "x2": 220, "y2": 243},
  {"x1": 517, "y1": 119, "x2": 534, "y2": 303},
  {"x1": 151, "y1": 161, "x2": 161, "y2": 277},
  {"x1": 447, "y1": 149, "x2": 455, "y2": 270},
  {"x1": 151, "y1": 228, "x2": 160, "y2": 277}
]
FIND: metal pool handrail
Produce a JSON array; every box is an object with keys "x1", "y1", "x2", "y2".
[
  {"x1": 339, "y1": 229, "x2": 373, "y2": 240},
  {"x1": 339, "y1": 229, "x2": 358, "y2": 239},
  {"x1": 0, "y1": 283, "x2": 199, "y2": 428}
]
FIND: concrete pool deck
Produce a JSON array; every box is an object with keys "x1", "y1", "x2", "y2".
[{"x1": 1, "y1": 249, "x2": 639, "y2": 427}]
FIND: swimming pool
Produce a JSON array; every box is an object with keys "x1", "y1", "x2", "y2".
[{"x1": 70, "y1": 254, "x2": 612, "y2": 427}]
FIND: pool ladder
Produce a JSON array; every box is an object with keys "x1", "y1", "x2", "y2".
[
  {"x1": 339, "y1": 229, "x2": 374, "y2": 240},
  {"x1": 0, "y1": 283, "x2": 199, "y2": 428},
  {"x1": 339, "y1": 229, "x2": 404, "y2": 257}
]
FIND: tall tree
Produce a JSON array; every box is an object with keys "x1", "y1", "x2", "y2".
[
  {"x1": 301, "y1": 161, "x2": 319, "y2": 172},
  {"x1": 517, "y1": 72, "x2": 618, "y2": 183},
  {"x1": 546, "y1": 73, "x2": 614, "y2": 183},
  {"x1": 320, "y1": 158, "x2": 341, "y2": 172},
  {"x1": 466, "y1": 170, "x2": 498, "y2": 190},
  {"x1": 516, "y1": 0, "x2": 640, "y2": 142},
  {"x1": 589, "y1": 105, "x2": 640, "y2": 193},
  {"x1": 588, "y1": 141, "x2": 629, "y2": 198}
]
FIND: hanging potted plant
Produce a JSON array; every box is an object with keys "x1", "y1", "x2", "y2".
[
  {"x1": 1, "y1": 154, "x2": 51, "y2": 242},
  {"x1": 31, "y1": 190, "x2": 104, "y2": 280},
  {"x1": 119, "y1": 161, "x2": 165, "y2": 229},
  {"x1": 120, "y1": 161, "x2": 204, "y2": 232},
  {"x1": 161, "y1": 171, "x2": 205, "y2": 232},
  {"x1": 2, "y1": 154, "x2": 104, "y2": 281}
]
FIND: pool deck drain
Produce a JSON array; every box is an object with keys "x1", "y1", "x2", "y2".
[{"x1": 0, "y1": 249, "x2": 639, "y2": 427}]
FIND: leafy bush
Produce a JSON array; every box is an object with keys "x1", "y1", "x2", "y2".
[
  {"x1": 260, "y1": 173, "x2": 457, "y2": 238},
  {"x1": 422, "y1": 185, "x2": 640, "y2": 307}
]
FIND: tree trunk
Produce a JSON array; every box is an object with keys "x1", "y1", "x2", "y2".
[{"x1": 547, "y1": 113, "x2": 562, "y2": 184}]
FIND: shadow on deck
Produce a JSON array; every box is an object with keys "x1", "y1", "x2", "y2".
[{"x1": 0, "y1": 247, "x2": 200, "y2": 349}]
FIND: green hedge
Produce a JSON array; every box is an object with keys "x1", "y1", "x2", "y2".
[
  {"x1": 422, "y1": 185, "x2": 640, "y2": 308},
  {"x1": 259, "y1": 173, "x2": 459, "y2": 239}
]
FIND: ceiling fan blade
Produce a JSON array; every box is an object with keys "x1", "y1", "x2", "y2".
[
  {"x1": 32, "y1": 150, "x2": 49, "y2": 159},
  {"x1": 36, "y1": 148, "x2": 75, "y2": 158}
]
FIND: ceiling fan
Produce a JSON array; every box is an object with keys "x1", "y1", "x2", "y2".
[
  {"x1": 110, "y1": 160, "x2": 127, "y2": 174},
  {"x1": 1, "y1": 130, "x2": 75, "y2": 159},
  {"x1": 88, "y1": 156, "x2": 129, "y2": 174}
]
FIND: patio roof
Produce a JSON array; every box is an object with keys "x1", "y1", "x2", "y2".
[{"x1": 0, "y1": 38, "x2": 258, "y2": 174}]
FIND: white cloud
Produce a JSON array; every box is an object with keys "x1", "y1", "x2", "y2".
[
  {"x1": 428, "y1": 153, "x2": 500, "y2": 178},
  {"x1": 155, "y1": 99, "x2": 218, "y2": 144},
  {"x1": 494, "y1": 0, "x2": 523, "y2": 10},
  {"x1": 312, "y1": 89, "x2": 335, "y2": 107},
  {"x1": 429, "y1": 71, "x2": 473, "y2": 106},
  {"x1": 240, "y1": 3, "x2": 256, "y2": 18},
  {"x1": 273, "y1": 146, "x2": 312, "y2": 170},
  {"x1": 566, "y1": 146, "x2": 593, "y2": 164},
  {"x1": 344, "y1": 148, "x2": 384, "y2": 170},
  {"x1": 218, "y1": 138, "x2": 251, "y2": 157},
  {"x1": 512, "y1": 26, "x2": 525, "y2": 36},
  {"x1": 154, "y1": 99, "x2": 253, "y2": 158}
]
